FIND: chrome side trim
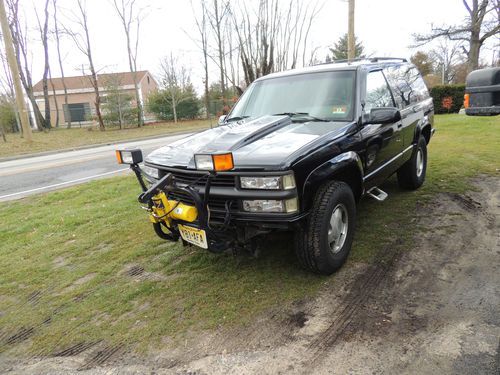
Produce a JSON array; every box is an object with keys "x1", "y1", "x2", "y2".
[{"x1": 363, "y1": 145, "x2": 414, "y2": 181}]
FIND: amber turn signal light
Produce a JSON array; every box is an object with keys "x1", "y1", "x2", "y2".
[
  {"x1": 115, "y1": 150, "x2": 123, "y2": 164},
  {"x1": 464, "y1": 93, "x2": 470, "y2": 109},
  {"x1": 213, "y1": 153, "x2": 234, "y2": 171}
]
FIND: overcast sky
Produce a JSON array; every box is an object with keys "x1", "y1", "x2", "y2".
[{"x1": 6, "y1": 0, "x2": 500, "y2": 93}]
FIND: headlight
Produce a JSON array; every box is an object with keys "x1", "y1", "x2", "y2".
[
  {"x1": 142, "y1": 165, "x2": 159, "y2": 179},
  {"x1": 240, "y1": 174, "x2": 295, "y2": 190},
  {"x1": 242, "y1": 198, "x2": 298, "y2": 213},
  {"x1": 194, "y1": 153, "x2": 234, "y2": 171},
  {"x1": 115, "y1": 149, "x2": 143, "y2": 165}
]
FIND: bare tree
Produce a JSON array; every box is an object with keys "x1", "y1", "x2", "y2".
[
  {"x1": 35, "y1": 0, "x2": 51, "y2": 129},
  {"x1": 231, "y1": 0, "x2": 322, "y2": 86},
  {"x1": 65, "y1": 0, "x2": 105, "y2": 130},
  {"x1": 414, "y1": 0, "x2": 500, "y2": 73},
  {"x1": 7, "y1": 0, "x2": 46, "y2": 130},
  {"x1": 159, "y1": 53, "x2": 190, "y2": 123},
  {"x1": 206, "y1": 0, "x2": 230, "y2": 97},
  {"x1": 192, "y1": 0, "x2": 210, "y2": 118},
  {"x1": 430, "y1": 40, "x2": 464, "y2": 84},
  {"x1": 111, "y1": 0, "x2": 145, "y2": 127},
  {"x1": 52, "y1": 0, "x2": 70, "y2": 127}
]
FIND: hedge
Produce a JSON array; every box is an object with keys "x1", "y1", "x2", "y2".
[{"x1": 429, "y1": 84, "x2": 465, "y2": 114}]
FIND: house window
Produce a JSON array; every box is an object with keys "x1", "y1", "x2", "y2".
[
  {"x1": 63, "y1": 103, "x2": 91, "y2": 122},
  {"x1": 147, "y1": 75, "x2": 150, "y2": 84}
]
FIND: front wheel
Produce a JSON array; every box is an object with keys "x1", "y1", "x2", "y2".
[
  {"x1": 295, "y1": 181, "x2": 356, "y2": 275},
  {"x1": 397, "y1": 136, "x2": 427, "y2": 190}
]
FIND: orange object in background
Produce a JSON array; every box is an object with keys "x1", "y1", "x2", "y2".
[
  {"x1": 212, "y1": 153, "x2": 234, "y2": 171},
  {"x1": 464, "y1": 93, "x2": 470, "y2": 109}
]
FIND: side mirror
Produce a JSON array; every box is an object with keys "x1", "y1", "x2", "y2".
[
  {"x1": 364, "y1": 107, "x2": 401, "y2": 125},
  {"x1": 218, "y1": 115, "x2": 227, "y2": 125}
]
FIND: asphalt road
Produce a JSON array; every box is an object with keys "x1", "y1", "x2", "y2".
[{"x1": 0, "y1": 132, "x2": 192, "y2": 202}]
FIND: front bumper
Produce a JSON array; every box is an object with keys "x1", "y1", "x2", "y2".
[{"x1": 130, "y1": 164, "x2": 304, "y2": 251}]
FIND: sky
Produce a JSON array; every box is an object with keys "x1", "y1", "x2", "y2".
[{"x1": 5, "y1": 0, "x2": 500, "y2": 94}]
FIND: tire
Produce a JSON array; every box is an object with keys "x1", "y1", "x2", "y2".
[
  {"x1": 397, "y1": 136, "x2": 427, "y2": 190},
  {"x1": 295, "y1": 181, "x2": 356, "y2": 275}
]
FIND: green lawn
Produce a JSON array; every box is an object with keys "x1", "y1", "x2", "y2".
[
  {"x1": 0, "y1": 119, "x2": 213, "y2": 159},
  {"x1": 0, "y1": 114, "x2": 498, "y2": 356}
]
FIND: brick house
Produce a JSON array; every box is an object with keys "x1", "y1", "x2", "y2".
[{"x1": 32, "y1": 71, "x2": 158, "y2": 127}]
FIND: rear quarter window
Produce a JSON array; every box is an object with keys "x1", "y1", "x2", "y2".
[{"x1": 384, "y1": 65, "x2": 429, "y2": 108}]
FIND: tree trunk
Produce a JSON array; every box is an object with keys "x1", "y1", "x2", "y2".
[
  {"x1": 213, "y1": 0, "x2": 225, "y2": 97},
  {"x1": 49, "y1": 67, "x2": 59, "y2": 127},
  {"x1": 53, "y1": 0, "x2": 70, "y2": 128},
  {"x1": 86, "y1": 50, "x2": 104, "y2": 130},
  {"x1": 0, "y1": 122, "x2": 6, "y2": 142},
  {"x1": 203, "y1": 51, "x2": 209, "y2": 119},
  {"x1": 172, "y1": 94, "x2": 177, "y2": 123},
  {"x1": 468, "y1": 32, "x2": 481, "y2": 73},
  {"x1": 40, "y1": 0, "x2": 51, "y2": 130}
]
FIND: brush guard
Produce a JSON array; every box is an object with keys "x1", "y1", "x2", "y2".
[{"x1": 130, "y1": 164, "x2": 234, "y2": 253}]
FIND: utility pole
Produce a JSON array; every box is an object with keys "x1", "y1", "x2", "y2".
[
  {"x1": 0, "y1": 0, "x2": 32, "y2": 142},
  {"x1": 347, "y1": 0, "x2": 355, "y2": 61}
]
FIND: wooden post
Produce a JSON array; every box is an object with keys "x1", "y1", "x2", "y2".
[{"x1": 0, "y1": 0, "x2": 32, "y2": 142}]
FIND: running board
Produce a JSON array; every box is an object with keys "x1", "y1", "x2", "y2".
[{"x1": 367, "y1": 187, "x2": 388, "y2": 202}]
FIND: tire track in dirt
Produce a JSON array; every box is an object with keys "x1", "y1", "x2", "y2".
[
  {"x1": 77, "y1": 343, "x2": 123, "y2": 370},
  {"x1": 306, "y1": 254, "x2": 398, "y2": 367},
  {"x1": 53, "y1": 341, "x2": 101, "y2": 357}
]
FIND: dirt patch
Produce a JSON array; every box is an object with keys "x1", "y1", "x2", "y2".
[
  {"x1": 1, "y1": 176, "x2": 499, "y2": 374},
  {"x1": 166, "y1": 176, "x2": 500, "y2": 374}
]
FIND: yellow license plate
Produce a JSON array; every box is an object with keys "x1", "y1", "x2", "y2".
[{"x1": 178, "y1": 225, "x2": 208, "y2": 249}]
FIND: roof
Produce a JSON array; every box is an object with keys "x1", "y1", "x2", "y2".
[
  {"x1": 33, "y1": 70, "x2": 153, "y2": 92},
  {"x1": 255, "y1": 58, "x2": 410, "y2": 82}
]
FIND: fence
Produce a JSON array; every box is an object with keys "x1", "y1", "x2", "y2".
[{"x1": 1, "y1": 98, "x2": 240, "y2": 133}]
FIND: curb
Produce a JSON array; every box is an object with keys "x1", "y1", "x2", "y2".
[{"x1": 0, "y1": 129, "x2": 205, "y2": 163}]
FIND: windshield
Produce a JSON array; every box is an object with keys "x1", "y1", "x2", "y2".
[{"x1": 228, "y1": 70, "x2": 355, "y2": 122}]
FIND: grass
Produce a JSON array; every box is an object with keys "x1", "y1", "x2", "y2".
[
  {"x1": 0, "y1": 119, "x2": 213, "y2": 159},
  {"x1": 0, "y1": 114, "x2": 498, "y2": 356}
]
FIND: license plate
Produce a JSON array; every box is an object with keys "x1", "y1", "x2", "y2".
[{"x1": 178, "y1": 225, "x2": 208, "y2": 249}]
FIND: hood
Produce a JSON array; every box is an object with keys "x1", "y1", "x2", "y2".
[{"x1": 146, "y1": 115, "x2": 351, "y2": 170}]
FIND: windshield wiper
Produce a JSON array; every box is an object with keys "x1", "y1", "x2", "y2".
[
  {"x1": 225, "y1": 115, "x2": 250, "y2": 123},
  {"x1": 272, "y1": 112, "x2": 331, "y2": 122}
]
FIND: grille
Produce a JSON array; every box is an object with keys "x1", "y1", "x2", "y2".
[{"x1": 162, "y1": 168, "x2": 236, "y2": 188}]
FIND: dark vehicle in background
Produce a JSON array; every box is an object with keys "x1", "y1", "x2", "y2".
[
  {"x1": 117, "y1": 58, "x2": 434, "y2": 275},
  {"x1": 464, "y1": 67, "x2": 500, "y2": 116}
]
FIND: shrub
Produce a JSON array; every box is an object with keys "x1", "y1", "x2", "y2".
[
  {"x1": 429, "y1": 84, "x2": 465, "y2": 114},
  {"x1": 0, "y1": 101, "x2": 17, "y2": 133},
  {"x1": 147, "y1": 88, "x2": 201, "y2": 121}
]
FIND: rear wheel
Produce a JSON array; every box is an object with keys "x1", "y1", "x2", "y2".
[
  {"x1": 295, "y1": 181, "x2": 356, "y2": 275},
  {"x1": 397, "y1": 136, "x2": 427, "y2": 190}
]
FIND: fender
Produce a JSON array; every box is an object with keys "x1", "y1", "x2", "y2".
[
  {"x1": 414, "y1": 117, "x2": 433, "y2": 145},
  {"x1": 302, "y1": 151, "x2": 364, "y2": 210}
]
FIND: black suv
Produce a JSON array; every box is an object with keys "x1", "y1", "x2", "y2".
[{"x1": 117, "y1": 58, "x2": 434, "y2": 275}]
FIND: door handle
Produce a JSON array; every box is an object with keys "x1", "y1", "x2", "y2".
[{"x1": 397, "y1": 123, "x2": 403, "y2": 128}]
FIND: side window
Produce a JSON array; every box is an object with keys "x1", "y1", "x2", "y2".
[
  {"x1": 364, "y1": 70, "x2": 394, "y2": 112},
  {"x1": 385, "y1": 64, "x2": 429, "y2": 108},
  {"x1": 410, "y1": 73, "x2": 430, "y2": 103}
]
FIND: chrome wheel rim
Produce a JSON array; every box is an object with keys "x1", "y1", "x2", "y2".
[
  {"x1": 328, "y1": 204, "x2": 348, "y2": 254},
  {"x1": 416, "y1": 149, "x2": 424, "y2": 177}
]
